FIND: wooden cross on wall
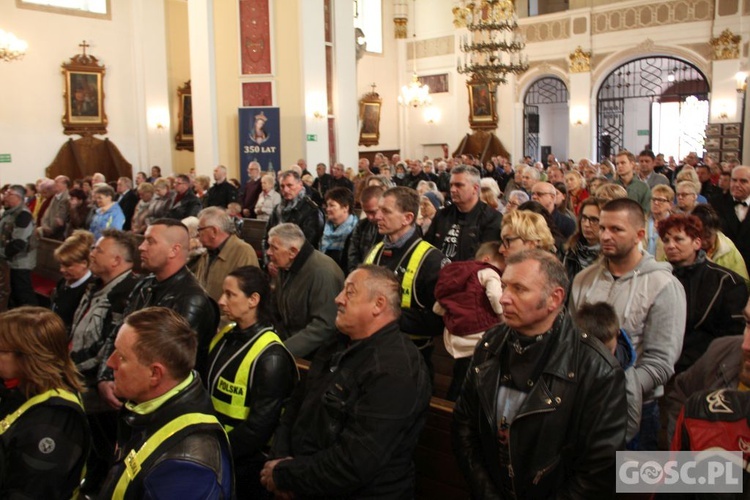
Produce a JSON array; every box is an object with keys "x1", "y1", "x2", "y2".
[{"x1": 79, "y1": 40, "x2": 89, "y2": 57}]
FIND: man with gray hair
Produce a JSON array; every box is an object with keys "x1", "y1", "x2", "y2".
[
  {"x1": 206, "y1": 165, "x2": 238, "y2": 208},
  {"x1": 261, "y1": 265, "x2": 431, "y2": 498},
  {"x1": 116, "y1": 176, "x2": 138, "y2": 231},
  {"x1": 240, "y1": 161, "x2": 263, "y2": 218},
  {"x1": 0, "y1": 184, "x2": 37, "y2": 307},
  {"x1": 39, "y1": 175, "x2": 70, "y2": 240},
  {"x1": 192, "y1": 206, "x2": 259, "y2": 302},
  {"x1": 425, "y1": 165, "x2": 502, "y2": 261},
  {"x1": 520, "y1": 165, "x2": 541, "y2": 194},
  {"x1": 453, "y1": 249, "x2": 626, "y2": 498},
  {"x1": 264, "y1": 170, "x2": 324, "y2": 253},
  {"x1": 267, "y1": 223, "x2": 343, "y2": 357}
]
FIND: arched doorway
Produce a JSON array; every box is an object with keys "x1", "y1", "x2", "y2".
[
  {"x1": 597, "y1": 56, "x2": 709, "y2": 161},
  {"x1": 524, "y1": 77, "x2": 569, "y2": 164}
]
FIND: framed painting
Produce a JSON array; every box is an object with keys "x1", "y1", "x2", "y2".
[
  {"x1": 704, "y1": 137, "x2": 721, "y2": 150},
  {"x1": 61, "y1": 46, "x2": 107, "y2": 136},
  {"x1": 723, "y1": 123, "x2": 741, "y2": 136},
  {"x1": 359, "y1": 90, "x2": 382, "y2": 147},
  {"x1": 722, "y1": 150, "x2": 739, "y2": 162},
  {"x1": 468, "y1": 80, "x2": 497, "y2": 130},
  {"x1": 722, "y1": 137, "x2": 740, "y2": 150},
  {"x1": 418, "y1": 73, "x2": 450, "y2": 94},
  {"x1": 705, "y1": 123, "x2": 722, "y2": 136},
  {"x1": 175, "y1": 81, "x2": 194, "y2": 152}
]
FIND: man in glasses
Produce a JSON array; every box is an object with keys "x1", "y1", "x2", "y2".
[
  {"x1": 531, "y1": 181, "x2": 575, "y2": 239},
  {"x1": 166, "y1": 174, "x2": 202, "y2": 220}
]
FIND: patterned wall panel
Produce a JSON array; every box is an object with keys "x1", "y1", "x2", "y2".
[
  {"x1": 241, "y1": 82, "x2": 273, "y2": 106},
  {"x1": 240, "y1": 0, "x2": 272, "y2": 75},
  {"x1": 520, "y1": 19, "x2": 570, "y2": 43},
  {"x1": 591, "y1": 0, "x2": 713, "y2": 35}
]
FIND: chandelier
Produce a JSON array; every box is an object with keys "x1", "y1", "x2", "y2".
[
  {"x1": 456, "y1": 0, "x2": 529, "y2": 86},
  {"x1": 0, "y1": 29, "x2": 28, "y2": 62},
  {"x1": 398, "y1": 0, "x2": 431, "y2": 108}
]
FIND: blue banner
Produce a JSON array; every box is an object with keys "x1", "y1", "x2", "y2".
[{"x1": 239, "y1": 107, "x2": 281, "y2": 184}]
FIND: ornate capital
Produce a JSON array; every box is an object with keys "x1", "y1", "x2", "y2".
[
  {"x1": 568, "y1": 46, "x2": 592, "y2": 73},
  {"x1": 394, "y1": 18, "x2": 407, "y2": 39},
  {"x1": 710, "y1": 29, "x2": 741, "y2": 60},
  {"x1": 452, "y1": 4, "x2": 469, "y2": 28}
]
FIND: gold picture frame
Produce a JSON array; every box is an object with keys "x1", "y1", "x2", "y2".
[
  {"x1": 359, "y1": 90, "x2": 382, "y2": 147},
  {"x1": 61, "y1": 43, "x2": 107, "y2": 136},
  {"x1": 468, "y1": 79, "x2": 497, "y2": 130},
  {"x1": 175, "y1": 81, "x2": 194, "y2": 152}
]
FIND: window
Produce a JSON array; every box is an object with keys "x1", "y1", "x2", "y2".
[
  {"x1": 17, "y1": 0, "x2": 110, "y2": 19},
  {"x1": 353, "y1": 0, "x2": 382, "y2": 54}
]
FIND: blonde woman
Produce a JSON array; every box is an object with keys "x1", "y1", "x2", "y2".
[
  {"x1": 499, "y1": 209, "x2": 556, "y2": 259},
  {"x1": 564, "y1": 171, "x2": 589, "y2": 215}
]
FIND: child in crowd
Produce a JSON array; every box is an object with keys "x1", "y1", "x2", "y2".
[
  {"x1": 434, "y1": 241, "x2": 504, "y2": 401},
  {"x1": 574, "y1": 302, "x2": 640, "y2": 445},
  {"x1": 226, "y1": 202, "x2": 244, "y2": 234}
]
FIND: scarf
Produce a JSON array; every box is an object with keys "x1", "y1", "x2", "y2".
[{"x1": 321, "y1": 213, "x2": 359, "y2": 253}]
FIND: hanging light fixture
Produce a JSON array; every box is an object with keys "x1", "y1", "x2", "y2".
[
  {"x1": 398, "y1": 0, "x2": 432, "y2": 108},
  {"x1": 0, "y1": 29, "x2": 28, "y2": 62},
  {"x1": 456, "y1": 0, "x2": 528, "y2": 86}
]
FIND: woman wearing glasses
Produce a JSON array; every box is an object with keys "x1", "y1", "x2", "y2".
[
  {"x1": 646, "y1": 184, "x2": 675, "y2": 258},
  {"x1": 499, "y1": 209, "x2": 556, "y2": 261},
  {"x1": 563, "y1": 198, "x2": 602, "y2": 283},
  {"x1": 0, "y1": 307, "x2": 89, "y2": 499}
]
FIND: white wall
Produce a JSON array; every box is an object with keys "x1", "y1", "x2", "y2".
[
  {"x1": 537, "y1": 103, "x2": 569, "y2": 160},
  {"x1": 0, "y1": 0, "x2": 168, "y2": 184}
]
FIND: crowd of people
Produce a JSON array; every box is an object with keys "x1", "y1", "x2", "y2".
[{"x1": 0, "y1": 148, "x2": 748, "y2": 498}]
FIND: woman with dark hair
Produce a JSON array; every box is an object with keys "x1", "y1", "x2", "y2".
[
  {"x1": 0, "y1": 307, "x2": 89, "y2": 499},
  {"x1": 88, "y1": 184, "x2": 125, "y2": 240},
  {"x1": 552, "y1": 181, "x2": 574, "y2": 218},
  {"x1": 690, "y1": 203, "x2": 749, "y2": 285},
  {"x1": 51, "y1": 230, "x2": 95, "y2": 332},
  {"x1": 562, "y1": 198, "x2": 602, "y2": 283},
  {"x1": 209, "y1": 266, "x2": 297, "y2": 498},
  {"x1": 66, "y1": 188, "x2": 93, "y2": 237},
  {"x1": 658, "y1": 214, "x2": 748, "y2": 373},
  {"x1": 321, "y1": 187, "x2": 358, "y2": 271}
]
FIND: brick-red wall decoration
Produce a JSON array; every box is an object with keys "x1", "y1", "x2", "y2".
[
  {"x1": 242, "y1": 82, "x2": 273, "y2": 106},
  {"x1": 240, "y1": 0, "x2": 272, "y2": 75}
]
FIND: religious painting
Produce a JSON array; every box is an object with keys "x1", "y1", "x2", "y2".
[
  {"x1": 175, "y1": 81, "x2": 193, "y2": 152},
  {"x1": 239, "y1": 107, "x2": 281, "y2": 179},
  {"x1": 722, "y1": 150, "x2": 739, "y2": 162},
  {"x1": 62, "y1": 42, "x2": 107, "y2": 136},
  {"x1": 359, "y1": 90, "x2": 382, "y2": 147},
  {"x1": 468, "y1": 80, "x2": 497, "y2": 130},
  {"x1": 723, "y1": 123, "x2": 741, "y2": 136},
  {"x1": 418, "y1": 73, "x2": 450, "y2": 94},
  {"x1": 705, "y1": 123, "x2": 722, "y2": 136}
]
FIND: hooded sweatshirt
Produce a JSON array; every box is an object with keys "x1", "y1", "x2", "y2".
[{"x1": 570, "y1": 251, "x2": 686, "y2": 402}]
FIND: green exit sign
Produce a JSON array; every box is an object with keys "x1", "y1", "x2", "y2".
[
  {"x1": 0, "y1": 154, "x2": 10, "y2": 163},
  {"x1": 637, "y1": 130, "x2": 650, "y2": 136},
  {"x1": 306, "y1": 134, "x2": 317, "y2": 142}
]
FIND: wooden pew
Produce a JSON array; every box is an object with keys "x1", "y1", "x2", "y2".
[{"x1": 240, "y1": 218, "x2": 267, "y2": 258}]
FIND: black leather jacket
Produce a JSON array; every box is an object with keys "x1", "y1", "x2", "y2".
[
  {"x1": 99, "y1": 373, "x2": 232, "y2": 499},
  {"x1": 98, "y1": 266, "x2": 219, "y2": 381},
  {"x1": 425, "y1": 200, "x2": 502, "y2": 262},
  {"x1": 346, "y1": 217, "x2": 381, "y2": 273},
  {"x1": 452, "y1": 312, "x2": 626, "y2": 499},
  {"x1": 166, "y1": 189, "x2": 203, "y2": 220},
  {"x1": 264, "y1": 195, "x2": 324, "y2": 250},
  {"x1": 270, "y1": 322, "x2": 431, "y2": 498}
]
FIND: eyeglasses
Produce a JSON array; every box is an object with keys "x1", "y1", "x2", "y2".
[
  {"x1": 580, "y1": 214, "x2": 600, "y2": 225},
  {"x1": 675, "y1": 192, "x2": 696, "y2": 198},
  {"x1": 651, "y1": 197, "x2": 670, "y2": 203},
  {"x1": 502, "y1": 236, "x2": 523, "y2": 248}
]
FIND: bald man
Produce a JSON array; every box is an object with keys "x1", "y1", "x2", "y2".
[{"x1": 96, "y1": 219, "x2": 219, "y2": 410}]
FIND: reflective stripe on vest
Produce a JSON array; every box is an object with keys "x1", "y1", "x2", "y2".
[
  {"x1": 113, "y1": 412, "x2": 222, "y2": 498},
  {"x1": 364, "y1": 240, "x2": 434, "y2": 309},
  {"x1": 209, "y1": 322, "x2": 237, "y2": 352},
  {"x1": 210, "y1": 330, "x2": 285, "y2": 423},
  {"x1": 0, "y1": 388, "x2": 82, "y2": 435}
]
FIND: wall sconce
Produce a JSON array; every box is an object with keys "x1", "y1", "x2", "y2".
[
  {"x1": 736, "y1": 71, "x2": 747, "y2": 93},
  {"x1": 423, "y1": 105, "x2": 441, "y2": 124},
  {"x1": 719, "y1": 111, "x2": 729, "y2": 120},
  {"x1": 147, "y1": 107, "x2": 170, "y2": 132},
  {"x1": 570, "y1": 106, "x2": 587, "y2": 127},
  {"x1": 306, "y1": 91, "x2": 327, "y2": 121},
  {"x1": 312, "y1": 110, "x2": 325, "y2": 120}
]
